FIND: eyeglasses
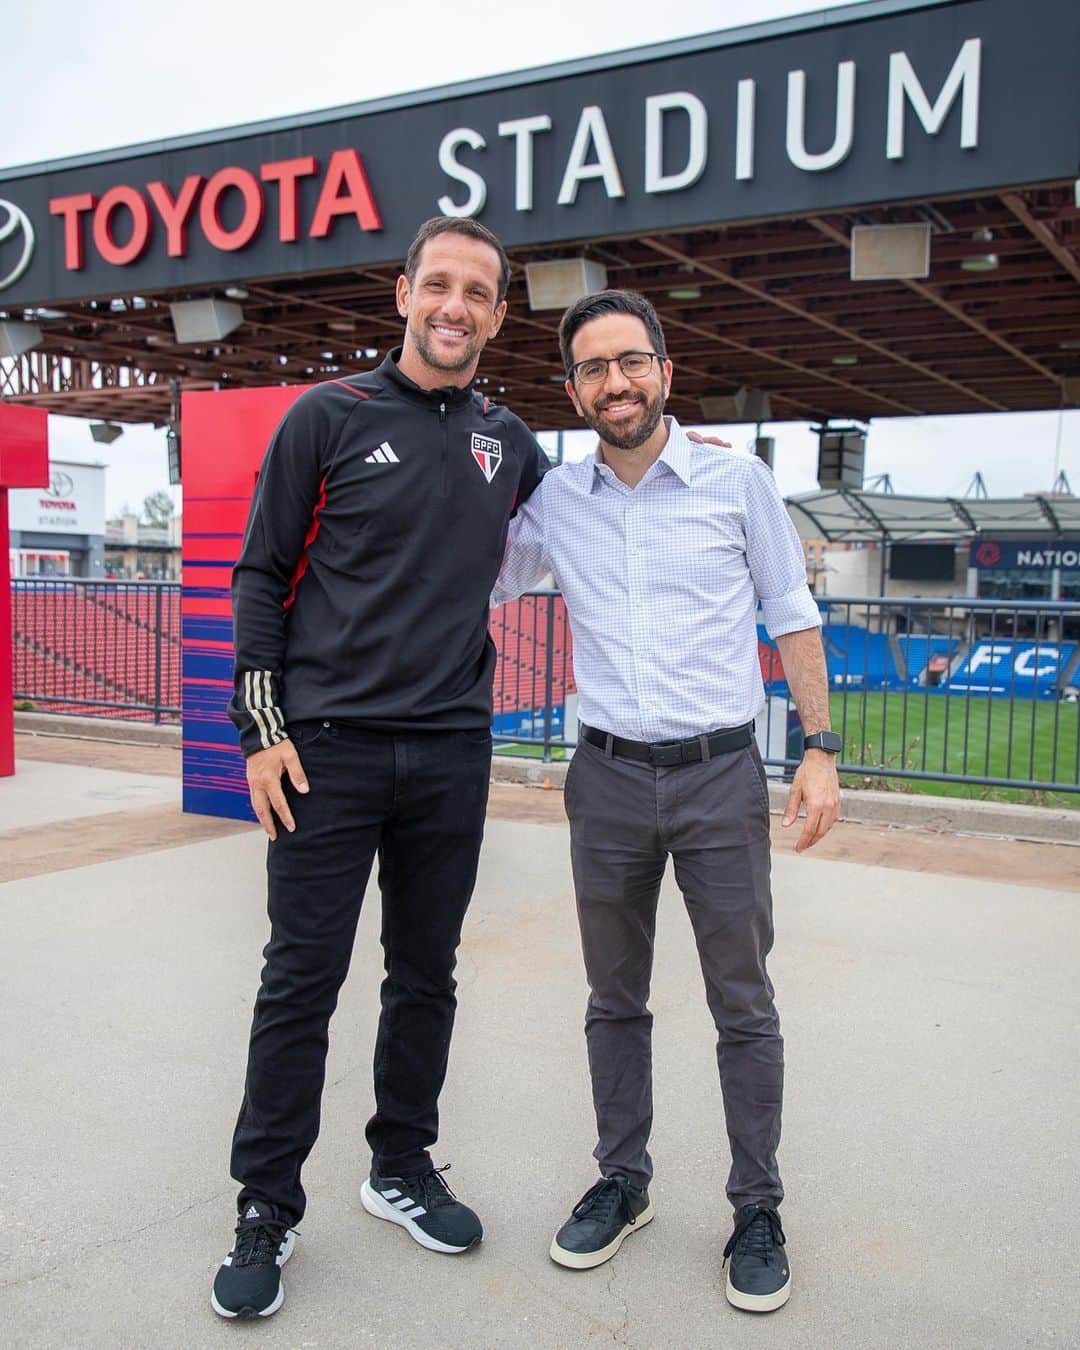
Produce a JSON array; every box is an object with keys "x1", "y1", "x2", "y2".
[{"x1": 568, "y1": 351, "x2": 665, "y2": 385}]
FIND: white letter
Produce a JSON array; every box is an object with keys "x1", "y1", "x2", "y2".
[
  {"x1": 497, "y1": 115, "x2": 552, "y2": 212},
  {"x1": 645, "y1": 92, "x2": 707, "y2": 193},
  {"x1": 786, "y1": 62, "x2": 855, "y2": 172},
  {"x1": 557, "y1": 106, "x2": 625, "y2": 206},
  {"x1": 437, "y1": 128, "x2": 487, "y2": 217},
  {"x1": 887, "y1": 37, "x2": 981, "y2": 159},
  {"x1": 735, "y1": 79, "x2": 756, "y2": 181},
  {"x1": 966, "y1": 642, "x2": 1013, "y2": 675},
  {"x1": 1015, "y1": 646, "x2": 1061, "y2": 679}
]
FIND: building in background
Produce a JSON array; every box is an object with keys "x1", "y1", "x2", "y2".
[
  {"x1": 7, "y1": 460, "x2": 105, "y2": 578},
  {"x1": 104, "y1": 513, "x2": 181, "y2": 579}
]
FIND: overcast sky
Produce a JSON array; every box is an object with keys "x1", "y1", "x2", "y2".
[{"x1": 3, "y1": 0, "x2": 1077, "y2": 515}]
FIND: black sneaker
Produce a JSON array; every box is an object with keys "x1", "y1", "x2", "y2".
[
  {"x1": 210, "y1": 1200, "x2": 297, "y2": 1319},
  {"x1": 723, "y1": 1203, "x2": 791, "y2": 1312},
  {"x1": 360, "y1": 1164, "x2": 482, "y2": 1253},
  {"x1": 549, "y1": 1174, "x2": 654, "y2": 1270}
]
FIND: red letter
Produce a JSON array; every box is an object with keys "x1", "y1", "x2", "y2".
[
  {"x1": 147, "y1": 176, "x2": 203, "y2": 257},
  {"x1": 48, "y1": 193, "x2": 96, "y2": 270},
  {"x1": 309, "y1": 149, "x2": 382, "y2": 237},
  {"x1": 261, "y1": 157, "x2": 318, "y2": 242},
  {"x1": 91, "y1": 186, "x2": 152, "y2": 266},
  {"x1": 199, "y1": 167, "x2": 265, "y2": 252}
]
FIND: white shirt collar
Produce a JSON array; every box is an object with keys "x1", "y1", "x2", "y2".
[{"x1": 589, "y1": 416, "x2": 693, "y2": 489}]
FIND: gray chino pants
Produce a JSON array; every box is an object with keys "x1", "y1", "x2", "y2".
[{"x1": 563, "y1": 733, "x2": 784, "y2": 1211}]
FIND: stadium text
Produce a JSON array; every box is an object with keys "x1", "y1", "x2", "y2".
[
  {"x1": 47, "y1": 150, "x2": 382, "y2": 270},
  {"x1": 437, "y1": 40, "x2": 981, "y2": 215}
]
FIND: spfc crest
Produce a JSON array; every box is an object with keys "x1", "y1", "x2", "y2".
[{"x1": 471, "y1": 433, "x2": 503, "y2": 484}]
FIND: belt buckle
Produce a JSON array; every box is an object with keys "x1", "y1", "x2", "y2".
[{"x1": 649, "y1": 741, "x2": 681, "y2": 768}]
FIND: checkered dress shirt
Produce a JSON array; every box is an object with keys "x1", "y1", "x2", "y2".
[{"x1": 493, "y1": 417, "x2": 821, "y2": 742}]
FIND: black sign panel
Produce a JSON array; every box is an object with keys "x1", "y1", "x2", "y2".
[{"x1": 0, "y1": 0, "x2": 1076, "y2": 307}]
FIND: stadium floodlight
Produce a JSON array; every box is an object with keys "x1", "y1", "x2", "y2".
[
  {"x1": 0, "y1": 319, "x2": 43, "y2": 359},
  {"x1": 89, "y1": 422, "x2": 124, "y2": 444},
  {"x1": 525, "y1": 258, "x2": 607, "y2": 311},
  {"x1": 850, "y1": 223, "x2": 930, "y2": 281}
]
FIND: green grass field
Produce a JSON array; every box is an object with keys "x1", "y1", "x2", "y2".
[
  {"x1": 829, "y1": 691, "x2": 1080, "y2": 808},
  {"x1": 494, "y1": 694, "x2": 1080, "y2": 809}
]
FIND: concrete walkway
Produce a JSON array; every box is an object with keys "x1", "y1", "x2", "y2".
[{"x1": 1, "y1": 748, "x2": 1077, "y2": 1349}]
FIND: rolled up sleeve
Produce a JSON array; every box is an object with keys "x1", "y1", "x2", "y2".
[{"x1": 744, "y1": 457, "x2": 822, "y2": 639}]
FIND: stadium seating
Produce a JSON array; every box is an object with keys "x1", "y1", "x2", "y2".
[
  {"x1": 12, "y1": 582, "x2": 182, "y2": 720},
  {"x1": 897, "y1": 634, "x2": 959, "y2": 687}
]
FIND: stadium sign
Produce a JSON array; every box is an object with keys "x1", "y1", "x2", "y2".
[
  {"x1": 969, "y1": 538, "x2": 1080, "y2": 572},
  {"x1": 8, "y1": 459, "x2": 106, "y2": 536},
  {"x1": 0, "y1": 0, "x2": 1076, "y2": 308}
]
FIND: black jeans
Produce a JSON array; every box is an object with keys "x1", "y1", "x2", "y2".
[{"x1": 231, "y1": 721, "x2": 492, "y2": 1226}]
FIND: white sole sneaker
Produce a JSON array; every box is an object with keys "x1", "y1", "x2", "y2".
[
  {"x1": 360, "y1": 1179, "x2": 479, "y2": 1254},
  {"x1": 725, "y1": 1264, "x2": 792, "y2": 1313},
  {"x1": 549, "y1": 1200, "x2": 655, "y2": 1269},
  {"x1": 210, "y1": 1228, "x2": 296, "y2": 1319}
]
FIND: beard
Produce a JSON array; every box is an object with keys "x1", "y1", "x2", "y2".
[
  {"x1": 411, "y1": 321, "x2": 484, "y2": 375},
  {"x1": 581, "y1": 386, "x2": 665, "y2": 451}
]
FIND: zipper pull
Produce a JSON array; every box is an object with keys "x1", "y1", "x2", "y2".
[{"x1": 439, "y1": 401, "x2": 446, "y2": 422}]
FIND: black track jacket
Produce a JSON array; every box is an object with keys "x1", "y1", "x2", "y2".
[{"x1": 228, "y1": 351, "x2": 550, "y2": 756}]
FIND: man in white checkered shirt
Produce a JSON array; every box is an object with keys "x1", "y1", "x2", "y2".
[{"x1": 493, "y1": 290, "x2": 840, "y2": 1312}]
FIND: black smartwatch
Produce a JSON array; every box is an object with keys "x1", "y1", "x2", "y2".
[{"x1": 803, "y1": 730, "x2": 842, "y2": 754}]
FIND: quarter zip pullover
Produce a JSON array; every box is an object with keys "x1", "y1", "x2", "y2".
[{"x1": 229, "y1": 350, "x2": 549, "y2": 756}]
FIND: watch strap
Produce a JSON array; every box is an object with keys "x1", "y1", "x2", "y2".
[{"x1": 803, "y1": 730, "x2": 842, "y2": 754}]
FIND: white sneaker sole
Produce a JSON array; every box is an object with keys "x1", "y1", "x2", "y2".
[
  {"x1": 549, "y1": 1200, "x2": 655, "y2": 1269},
  {"x1": 725, "y1": 1264, "x2": 792, "y2": 1313},
  {"x1": 360, "y1": 1179, "x2": 480, "y2": 1254},
  {"x1": 210, "y1": 1228, "x2": 296, "y2": 1319}
]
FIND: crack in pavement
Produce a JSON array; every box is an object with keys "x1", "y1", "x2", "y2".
[
  {"x1": 0, "y1": 1184, "x2": 233, "y2": 1292},
  {"x1": 604, "y1": 1258, "x2": 637, "y2": 1350}
]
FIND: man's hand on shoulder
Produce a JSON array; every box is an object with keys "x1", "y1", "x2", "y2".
[
  {"x1": 246, "y1": 738, "x2": 309, "y2": 840},
  {"x1": 686, "y1": 430, "x2": 732, "y2": 448},
  {"x1": 782, "y1": 750, "x2": 841, "y2": 853}
]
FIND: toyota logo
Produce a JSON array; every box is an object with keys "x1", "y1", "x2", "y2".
[
  {"x1": 48, "y1": 471, "x2": 74, "y2": 499},
  {"x1": 0, "y1": 198, "x2": 35, "y2": 292}
]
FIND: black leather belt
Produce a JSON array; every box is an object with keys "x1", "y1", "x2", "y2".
[{"x1": 580, "y1": 722, "x2": 753, "y2": 767}]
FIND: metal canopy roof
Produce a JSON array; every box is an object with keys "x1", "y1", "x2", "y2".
[
  {"x1": 2, "y1": 182, "x2": 1077, "y2": 430},
  {"x1": 786, "y1": 488, "x2": 1080, "y2": 542},
  {"x1": 0, "y1": 0, "x2": 1076, "y2": 429}
]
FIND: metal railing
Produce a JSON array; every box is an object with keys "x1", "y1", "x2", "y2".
[
  {"x1": 12, "y1": 578, "x2": 182, "y2": 723},
  {"x1": 491, "y1": 593, "x2": 1080, "y2": 798},
  {"x1": 778, "y1": 596, "x2": 1080, "y2": 795},
  {"x1": 12, "y1": 583, "x2": 1079, "y2": 797}
]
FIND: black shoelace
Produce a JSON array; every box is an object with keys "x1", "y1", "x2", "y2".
[
  {"x1": 233, "y1": 1213, "x2": 290, "y2": 1268},
  {"x1": 722, "y1": 1206, "x2": 785, "y2": 1268},
  {"x1": 572, "y1": 1177, "x2": 639, "y2": 1227},
  {"x1": 415, "y1": 1164, "x2": 458, "y2": 1210}
]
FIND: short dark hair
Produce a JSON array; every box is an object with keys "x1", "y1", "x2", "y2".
[
  {"x1": 558, "y1": 289, "x2": 667, "y2": 373},
  {"x1": 404, "y1": 217, "x2": 512, "y2": 305}
]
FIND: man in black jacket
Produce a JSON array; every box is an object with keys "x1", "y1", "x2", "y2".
[{"x1": 211, "y1": 217, "x2": 549, "y2": 1321}]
